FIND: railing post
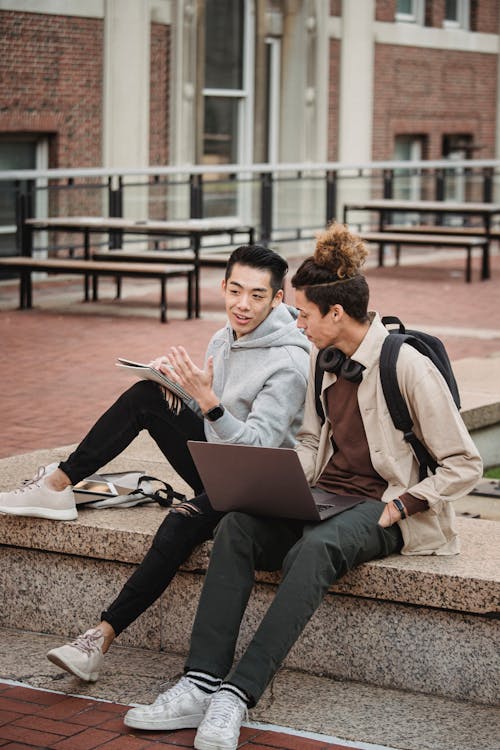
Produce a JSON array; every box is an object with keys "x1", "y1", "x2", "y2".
[
  {"x1": 435, "y1": 168, "x2": 445, "y2": 201},
  {"x1": 383, "y1": 169, "x2": 393, "y2": 199},
  {"x1": 108, "y1": 175, "x2": 123, "y2": 248},
  {"x1": 326, "y1": 170, "x2": 337, "y2": 224},
  {"x1": 15, "y1": 179, "x2": 25, "y2": 256},
  {"x1": 482, "y1": 167, "x2": 493, "y2": 203},
  {"x1": 260, "y1": 171, "x2": 273, "y2": 246},
  {"x1": 190, "y1": 173, "x2": 203, "y2": 218}
]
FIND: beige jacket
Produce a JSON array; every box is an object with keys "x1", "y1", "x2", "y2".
[{"x1": 295, "y1": 313, "x2": 483, "y2": 555}]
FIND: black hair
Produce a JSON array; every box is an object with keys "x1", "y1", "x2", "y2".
[
  {"x1": 291, "y1": 223, "x2": 369, "y2": 322},
  {"x1": 225, "y1": 244, "x2": 288, "y2": 296}
]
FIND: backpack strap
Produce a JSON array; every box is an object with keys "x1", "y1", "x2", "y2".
[
  {"x1": 314, "y1": 350, "x2": 326, "y2": 425},
  {"x1": 380, "y1": 334, "x2": 438, "y2": 481}
]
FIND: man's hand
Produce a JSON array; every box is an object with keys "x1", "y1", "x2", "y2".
[
  {"x1": 157, "y1": 346, "x2": 219, "y2": 414},
  {"x1": 378, "y1": 501, "x2": 401, "y2": 528}
]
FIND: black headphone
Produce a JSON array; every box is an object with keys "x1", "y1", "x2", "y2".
[{"x1": 317, "y1": 347, "x2": 365, "y2": 383}]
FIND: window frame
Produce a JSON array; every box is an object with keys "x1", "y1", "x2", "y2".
[{"x1": 395, "y1": 0, "x2": 425, "y2": 25}]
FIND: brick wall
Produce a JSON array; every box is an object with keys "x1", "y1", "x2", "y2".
[
  {"x1": 149, "y1": 21, "x2": 170, "y2": 167},
  {"x1": 472, "y1": 0, "x2": 499, "y2": 33},
  {"x1": 330, "y1": 0, "x2": 341, "y2": 17},
  {"x1": 376, "y1": 0, "x2": 396, "y2": 23},
  {"x1": 327, "y1": 38, "x2": 340, "y2": 161},
  {"x1": 0, "y1": 11, "x2": 103, "y2": 168},
  {"x1": 372, "y1": 44, "x2": 497, "y2": 160}
]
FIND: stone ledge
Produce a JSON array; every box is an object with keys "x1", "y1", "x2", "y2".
[
  {"x1": 0, "y1": 507, "x2": 497, "y2": 617},
  {"x1": 0, "y1": 439, "x2": 499, "y2": 620}
]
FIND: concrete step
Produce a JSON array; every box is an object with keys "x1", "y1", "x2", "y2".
[{"x1": 1, "y1": 627, "x2": 499, "y2": 750}]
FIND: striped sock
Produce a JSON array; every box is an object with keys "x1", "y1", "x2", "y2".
[
  {"x1": 218, "y1": 682, "x2": 251, "y2": 707},
  {"x1": 185, "y1": 670, "x2": 222, "y2": 695}
]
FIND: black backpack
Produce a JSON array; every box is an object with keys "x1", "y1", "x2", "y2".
[{"x1": 314, "y1": 315, "x2": 461, "y2": 481}]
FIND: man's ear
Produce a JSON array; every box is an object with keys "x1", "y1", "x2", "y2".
[
  {"x1": 330, "y1": 303, "x2": 344, "y2": 321},
  {"x1": 272, "y1": 289, "x2": 284, "y2": 307},
  {"x1": 221, "y1": 278, "x2": 227, "y2": 294}
]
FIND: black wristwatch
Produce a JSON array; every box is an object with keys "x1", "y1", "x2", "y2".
[
  {"x1": 204, "y1": 403, "x2": 225, "y2": 422},
  {"x1": 393, "y1": 497, "x2": 407, "y2": 519}
]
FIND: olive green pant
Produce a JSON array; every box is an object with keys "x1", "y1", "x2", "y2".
[{"x1": 186, "y1": 499, "x2": 403, "y2": 705}]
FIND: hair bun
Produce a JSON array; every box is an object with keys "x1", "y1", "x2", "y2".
[{"x1": 314, "y1": 222, "x2": 368, "y2": 278}]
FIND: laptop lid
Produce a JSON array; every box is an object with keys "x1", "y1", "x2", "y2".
[{"x1": 188, "y1": 441, "x2": 365, "y2": 521}]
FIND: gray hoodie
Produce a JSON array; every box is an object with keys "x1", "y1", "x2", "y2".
[{"x1": 201, "y1": 303, "x2": 310, "y2": 447}]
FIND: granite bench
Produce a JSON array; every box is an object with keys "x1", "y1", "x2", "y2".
[{"x1": 0, "y1": 440, "x2": 498, "y2": 707}]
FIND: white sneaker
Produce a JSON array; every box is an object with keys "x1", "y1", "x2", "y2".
[
  {"x1": 124, "y1": 676, "x2": 213, "y2": 731},
  {"x1": 0, "y1": 465, "x2": 77, "y2": 521},
  {"x1": 47, "y1": 628, "x2": 105, "y2": 682},
  {"x1": 194, "y1": 690, "x2": 248, "y2": 750}
]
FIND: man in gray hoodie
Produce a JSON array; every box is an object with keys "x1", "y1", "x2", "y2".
[{"x1": 0, "y1": 244, "x2": 309, "y2": 681}]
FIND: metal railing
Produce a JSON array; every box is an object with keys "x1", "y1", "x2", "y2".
[{"x1": 1, "y1": 158, "x2": 500, "y2": 257}]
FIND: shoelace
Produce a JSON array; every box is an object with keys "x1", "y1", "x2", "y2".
[
  {"x1": 153, "y1": 676, "x2": 196, "y2": 705},
  {"x1": 69, "y1": 630, "x2": 103, "y2": 655},
  {"x1": 17, "y1": 466, "x2": 47, "y2": 493},
  {"x1": 204, "y1": 692, "x2": 248, "y2": 729}
]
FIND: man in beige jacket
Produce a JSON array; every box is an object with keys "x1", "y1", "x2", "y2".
[{"x1": 122, "y1": 223, "x2": 482, "y2": 750}]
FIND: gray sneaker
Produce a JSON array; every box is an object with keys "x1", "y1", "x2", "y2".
[
  {"x1": 47, "y1": 628, "x2": 104, "y2": 682},
  {"x1": 0, "y1": 465, "x2": 76, "y2": 521},
  {"x1": 194, "y1": 689, "x2": 248, "y2": 750},
  {"x1": 124, "y1": 676, "x2": 212, "y2": 730}
]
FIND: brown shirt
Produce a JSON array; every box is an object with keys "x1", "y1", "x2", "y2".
[{"x1": 316, "y1": 377, "x2": 427, "y2": 515}]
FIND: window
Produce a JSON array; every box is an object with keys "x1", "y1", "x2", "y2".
[
  {"x1": 0, "y1": 137, "x2": 43, "y2": 258},
  {"x1": 395, "y1": 0, "x2": 425, "y2": 24},
  {"x1": 442, "y1": 134, "x2": 473, "y2": 204},
  {"x1": 201, "y1": 0, "x2": 254, "y2": 217},
  {"x1": 202, "y1": 0, "x2": 250, "y2": 168},
  {"x1": 392, "y1": 135, "x2": 427, "y2": 224},
  {"x1": 443, "y1": 0, "x2": 470, "y2": 30}
]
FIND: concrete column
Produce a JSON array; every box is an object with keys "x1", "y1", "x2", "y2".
[
  {"x1": 103, "y1": 0, "x2": 151, "y2": 169},
  {"x1": 338, "y1": 0, "x2": 375, "y2": 164}
]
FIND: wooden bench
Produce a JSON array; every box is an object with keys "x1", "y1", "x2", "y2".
[
  {"x1": 0, "y1": 256, "x2": 195, "y2": 323},
  {"x1": 92, "y1": 249, "x2": 232, "y2": 301},
  {"x1": 358, "y1": 231, "x2": 489, "y2": 282}
]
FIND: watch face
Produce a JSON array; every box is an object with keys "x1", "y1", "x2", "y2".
[{"x1": 206, "y1": 405, "x2": 224, "y2": 421}]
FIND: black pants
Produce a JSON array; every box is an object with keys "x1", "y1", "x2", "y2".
[
  {"x1": 59, "y1": 381, "x2": 224, "y2": 636},
  {"x1": 60, "y1": 380, "x2": 206, "y2": 493}
]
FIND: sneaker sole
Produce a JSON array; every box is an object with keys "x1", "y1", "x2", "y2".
[
  {"x1": 0, "y1": 506, "x2": 77, "y2": 521},
  {"x1": 195, "y1": 732, "x2": 238, "y2": 750},
  {"x1": 124, "y1": 712, "x2": 205, "y2": 730},
  {"x1": 46, "y1": 651, "x2": 98, "y2": 682}
]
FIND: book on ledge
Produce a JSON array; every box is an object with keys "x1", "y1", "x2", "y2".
[{"x1": 116, "y1": 357, "x2": 192, "y2": 413}]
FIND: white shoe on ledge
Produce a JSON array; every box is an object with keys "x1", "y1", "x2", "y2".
[{"x1": 0, "y1": 465, "x2": 77, "y2": 521}]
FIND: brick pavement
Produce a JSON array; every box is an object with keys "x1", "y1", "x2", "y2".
[
  {"x1": 1, "y1": 253, "x2": 499, "y2": 458},
  {"x1": 0, "y1": 681, "x2": 367, "y2": 750}
]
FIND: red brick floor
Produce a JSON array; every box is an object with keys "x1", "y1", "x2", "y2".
[
  {"x1": 1, "y1": 252, "x2": 499, "y2": 459},
  {"x1": 0, "y1": 682, "x2": 363, "y2": 750}
]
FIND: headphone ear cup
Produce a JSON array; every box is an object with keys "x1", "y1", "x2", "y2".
[
  {"x1": 317, "y1": 347, "x2": 345, "y2": 374},
  {"x1": 340, "y1": 358, "x2": 365, "y2": 383}
]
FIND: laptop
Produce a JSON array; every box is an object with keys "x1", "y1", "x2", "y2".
[{"x1": 187, "y1": 441, "x2": 367, "y2": 522}]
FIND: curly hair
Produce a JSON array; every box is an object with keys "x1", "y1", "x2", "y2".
[
  {"x1": 291, "y1": 222, "x2": 370, "y2": 320},
  {"x1": 314, "y1": 222, "x2": 368, "y2": 278}
]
